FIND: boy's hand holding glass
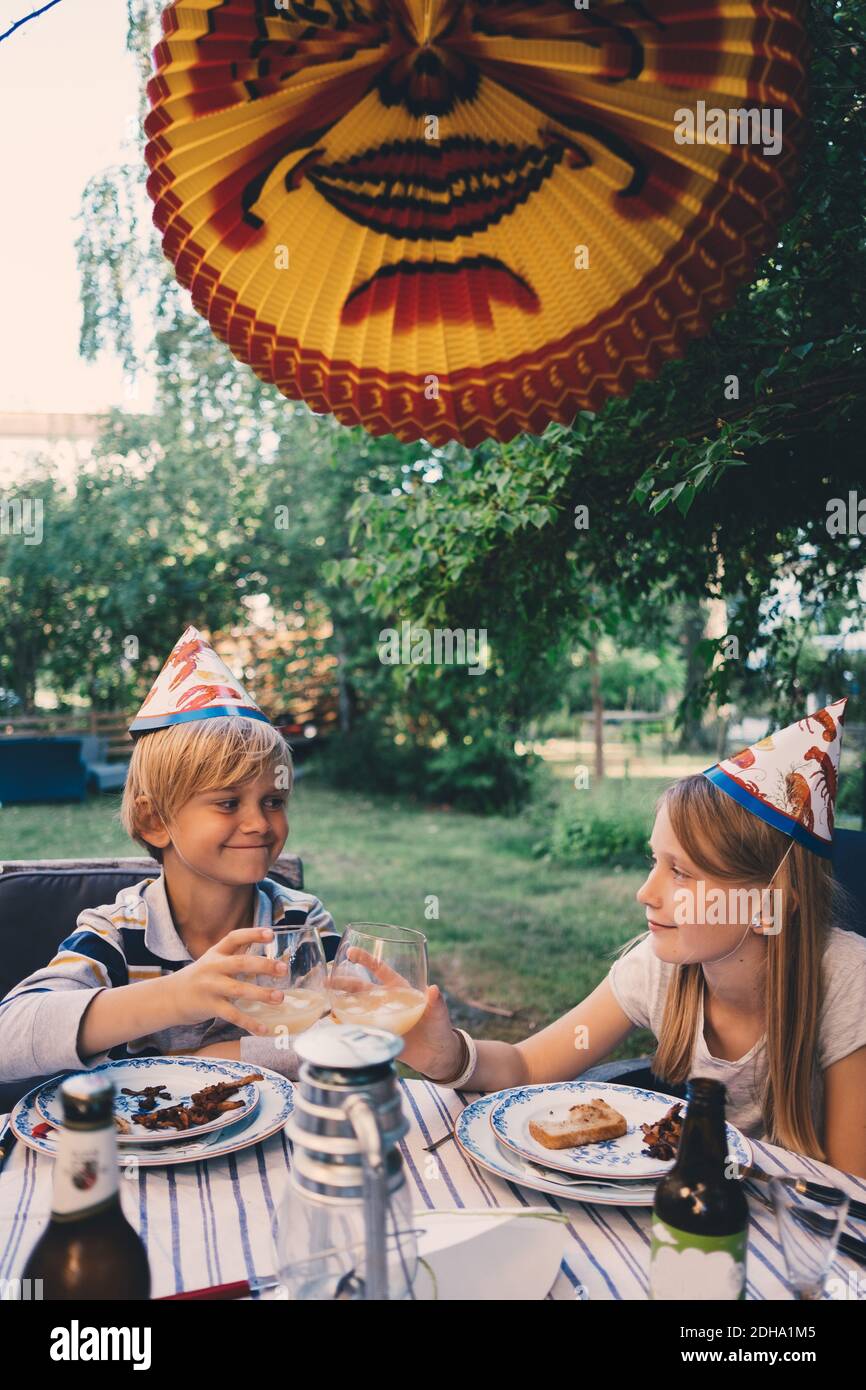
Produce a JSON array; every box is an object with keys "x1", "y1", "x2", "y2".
[
  {"x1": 233, "y1": 925, "x2": 330, "y2": 1037},
  {"x1": 164, "y1": 927, "x2": 291, "y2": 1035}
]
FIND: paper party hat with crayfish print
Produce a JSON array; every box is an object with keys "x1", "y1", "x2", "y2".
[
  {"x1": 702, "y1": 698, "x2": 847, "y2": 858},
  {"x1": 129, "y1": 625, "x2": 269, "y2": 736}
]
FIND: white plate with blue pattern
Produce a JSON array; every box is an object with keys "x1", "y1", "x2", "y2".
[
  {"x1": 489, "y1": 1081, "x2": 752, "y2": 1180},
  {"x1": 34, "y1": 1057, "x2": 260, "y2": 1143},
  {"x1": 455, "y1": 1091, "x2": 657, "y2": 1206},
  {"x1": 15, "y1": 1060, "x2": 293, "y2": 1167}
]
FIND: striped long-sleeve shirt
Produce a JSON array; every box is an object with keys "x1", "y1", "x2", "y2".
[{"x1": 0, "y1": 874, "x2": 339, "y2": 1082}]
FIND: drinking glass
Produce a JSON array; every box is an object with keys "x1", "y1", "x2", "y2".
[
  {"x1": 328, "y1": 924, "x2": 428, "y2": 1037},
  {"x1": 234, "y1": 925, "x2": 329, "y2": 1036},
  {"x1": 770, "y1": 1178, "x2": 849, "y2": 1299}
]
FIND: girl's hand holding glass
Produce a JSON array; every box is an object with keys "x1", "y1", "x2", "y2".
[{"x1": 329, "y1": 924, "x2": 428, "y2": 1037}]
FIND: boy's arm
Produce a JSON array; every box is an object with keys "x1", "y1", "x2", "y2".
[
  {"x1": 0, "y1": 911, "x2": 140, "y2": 1080},
  {"x1": 76, "y1": 974, "x2": 180, "y2": 1060}
]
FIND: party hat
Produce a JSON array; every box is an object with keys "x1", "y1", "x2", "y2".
[
  {"x1": 129, "y1": 625, "x2": 269, "y2": 737},
  {"x1": 702, "y1": 698, "x2": 847, "y2": 857}
]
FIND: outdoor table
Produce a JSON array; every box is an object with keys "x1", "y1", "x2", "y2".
[{"x1": 2, "y1": 1078, "x2": 864, "y2": 1300}]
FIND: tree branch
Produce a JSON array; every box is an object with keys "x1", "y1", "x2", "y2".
[{"x1": 0, "y1": 0, "x2": 65, "y2": 44}]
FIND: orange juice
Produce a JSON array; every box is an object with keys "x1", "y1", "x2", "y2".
[
  {"x1": 329, "y1": 984, "x2": 427, "y2": 1036},
  {"x1": 236, "y1": 988, "x2": 330, "y2": 1035}
]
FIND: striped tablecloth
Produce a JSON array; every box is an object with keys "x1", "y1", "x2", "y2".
[{"x1": 2, "y1": 1078, "x2": 865, "y2": 1300}]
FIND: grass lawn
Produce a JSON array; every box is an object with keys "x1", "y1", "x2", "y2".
[{"x1": 0, "y1": 772, "x2": 660, "y2": 1062}]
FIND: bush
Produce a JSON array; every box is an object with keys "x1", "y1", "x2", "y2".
[
  {"x1": 548, "y1": 782, "x2": 655, "y2": 866},
  {"x1": 425, "y1": 729, "x2": 538, "y2": 814},
  {"x1": 837, "y1": 766, "x2": 863, "y2": 819},
  {"x1": 316, "y1": 721, "x2": 537, "y2": 814},
  {"x1": 316, "y1": 722, "x2": 428, "y2": 798}
]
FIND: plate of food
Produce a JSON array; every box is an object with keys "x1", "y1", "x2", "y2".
[
  {"x1": 14, "y1": 1060, "x2": 294, "y2": 1168},
  {"x1": 489, "y1": 1081, "x2": 752, "y2": 1180},
  {"x1": 454, "y1": 1091, "x2": 657, "y2": 1206},
  {"x1": 34, "y1": 1057, "x2": 261, "y2": 1144}
]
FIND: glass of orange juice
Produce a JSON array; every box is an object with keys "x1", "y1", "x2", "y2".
[{"x1": 328, "y1": 924, "x2": 428, "y2": 1037}]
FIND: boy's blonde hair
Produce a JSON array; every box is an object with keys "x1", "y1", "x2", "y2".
[{"x1": 121, "y1": 716, "x2": 293, "y2": 861}]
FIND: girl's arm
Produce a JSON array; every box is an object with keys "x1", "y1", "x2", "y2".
[
  {"x1": 515, "y1": 978, "x2": 638, "y2": 1086},
  {"x1": 402, "y1": 977, "x2": 637, "y2": 1091},
  {"x1": 823, "y1": 1045, "x2": 866, "y2": 1178}
]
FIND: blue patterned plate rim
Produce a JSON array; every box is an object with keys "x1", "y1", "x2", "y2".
[
  {"x1": 34, "y1": 1055, "x2": 260, "y2": 1143},
  {"x1": 454, "y1": 1091, "x2": 657, "y2": 1207},
  {"x1": 13, "y1": 1060, "x2": 293, "y2": 1167},
  {"x1": 489, "y1": 1081, "x2": 752, "y2": 1179}
]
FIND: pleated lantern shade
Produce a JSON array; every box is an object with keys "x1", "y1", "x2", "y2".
[{"x1": 145, "y1": 0, "x2": 809, "y2": 446}]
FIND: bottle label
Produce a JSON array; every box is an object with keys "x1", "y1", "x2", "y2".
[
  {"x1": 649, "y1": 1217, "x2": 747, "y2": 1300},
  {"x1": 51, "y1": 1127, "x2": 119, "y2": 1220}
]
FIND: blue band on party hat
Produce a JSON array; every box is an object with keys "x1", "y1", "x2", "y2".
[
  {"x1": 703, "y1": 765, "x2": 833, "y2": 859},
  {"x1": 700, "y1": 697, "x2": 846, "y2": 857},
  {"x1": 129, "y1": 705, "x2": 271, "y2": 739}
]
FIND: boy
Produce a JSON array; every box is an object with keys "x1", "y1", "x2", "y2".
[{"x1": 0, "y1": 626, "x2": 338, "y2": 1083}]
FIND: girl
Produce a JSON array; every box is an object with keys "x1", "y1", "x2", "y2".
[{"x1": 398, "y1": 701, "x2": 866, "y2": 1176}]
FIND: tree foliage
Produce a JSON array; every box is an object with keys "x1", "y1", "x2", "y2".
[{"x1": 2, "y1": 0, "x2": 864, "y2": 803}]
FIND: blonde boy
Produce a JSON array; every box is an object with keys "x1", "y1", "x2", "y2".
[{"x1": 0, "y1": 636, "x2": 337, "y2": 1083}]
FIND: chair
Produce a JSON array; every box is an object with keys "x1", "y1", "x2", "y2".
[
  {"x1": 0, "y1": 737, "x2": 89, "y2": 804},
  {"x1": 580, "y1": 1054, "x2": 685, "y2": 1097},
  {"x1": 78, "y1": 735, "x2": 129, "y2": 793},
  {"x1": 0, "y1": 853, "x2": 305, "y2": 1113},
  {"x1": 831, "y1": 828, "x2": 866, "y2": 938}
]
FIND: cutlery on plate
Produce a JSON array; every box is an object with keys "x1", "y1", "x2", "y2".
[
  {"x1": 513, "y1": 1155, "x2": 649, "y2": 1191},
  {"x1": 741, "y1": 1164, "x2": 866, "y2": 1223}
]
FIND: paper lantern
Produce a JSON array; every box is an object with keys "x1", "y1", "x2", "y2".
[{"x1": 145, "y1": 0, "x2": 808, "y2": 445}]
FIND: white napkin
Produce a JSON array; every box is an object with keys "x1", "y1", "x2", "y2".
[{"x1": 412, "y1": 1209, "x2": 567, "y2": 1301}]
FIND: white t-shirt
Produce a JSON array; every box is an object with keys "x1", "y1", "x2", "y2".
[{"x1": 607, "y1": 926, "x2": 866, "y2": 1142}]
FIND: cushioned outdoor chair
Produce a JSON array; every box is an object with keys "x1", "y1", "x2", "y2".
[
  {"x1": 0, "y1": 737, "x2": 89, "y2": 804},
  {"x1": 0, "y1": 853, "x2": 308, "y2": 1113}
]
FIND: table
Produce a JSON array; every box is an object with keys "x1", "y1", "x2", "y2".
[{"x1": 2, "y1": 1079, "x2": 865, "y2": 1300}]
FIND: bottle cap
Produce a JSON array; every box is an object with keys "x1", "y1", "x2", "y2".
[
  {"x1": 60, "y1": 1073, "x2": 115, "y2": 1125},
  {"x1": 685, "y1": 1076, "x2": 727, "y2": 1105}
]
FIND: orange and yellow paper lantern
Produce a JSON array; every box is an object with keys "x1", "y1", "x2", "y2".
[{"x1": 145, "y1": 0, "x2": 809, "y2": 446}]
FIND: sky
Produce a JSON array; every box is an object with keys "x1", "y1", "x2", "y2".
[{"x1": 0, "y1": 0, "x2": 150, "y2": 415}]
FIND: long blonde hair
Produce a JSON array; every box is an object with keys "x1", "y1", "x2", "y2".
[{"x1": 628, "y1": 775, "x2": 836, "y2": 1159}]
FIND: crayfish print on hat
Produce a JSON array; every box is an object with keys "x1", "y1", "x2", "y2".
[
  {"x1": 702, "y1": 699, "x2": 847, "y2": 859},
  {"x1": 129, "y1": 626, "x2": 270, "y2": 736},
  {"x1": 145, "y1": 0, "x2": 809, "y2": 446}
]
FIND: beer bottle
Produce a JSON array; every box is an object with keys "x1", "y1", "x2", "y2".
[
  {"x1": 23, "y1": 1073, "x2": 150, "y2": 1300},
  {"x1": 649, "y1": 1077, "x2": 748, "y2": 1300}
]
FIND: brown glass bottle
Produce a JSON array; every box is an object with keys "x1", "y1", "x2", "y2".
[
  {"x1": 23, "y1": 1073, "x2": 150, "y2": 1300},
  {"x1": 649, "y1": 1077, "x2": 748, "y2": 1300}
]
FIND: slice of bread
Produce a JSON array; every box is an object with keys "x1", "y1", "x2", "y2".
[{"x1": 528, "y1": 1099, "x2": 628, "y2": 1150}]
